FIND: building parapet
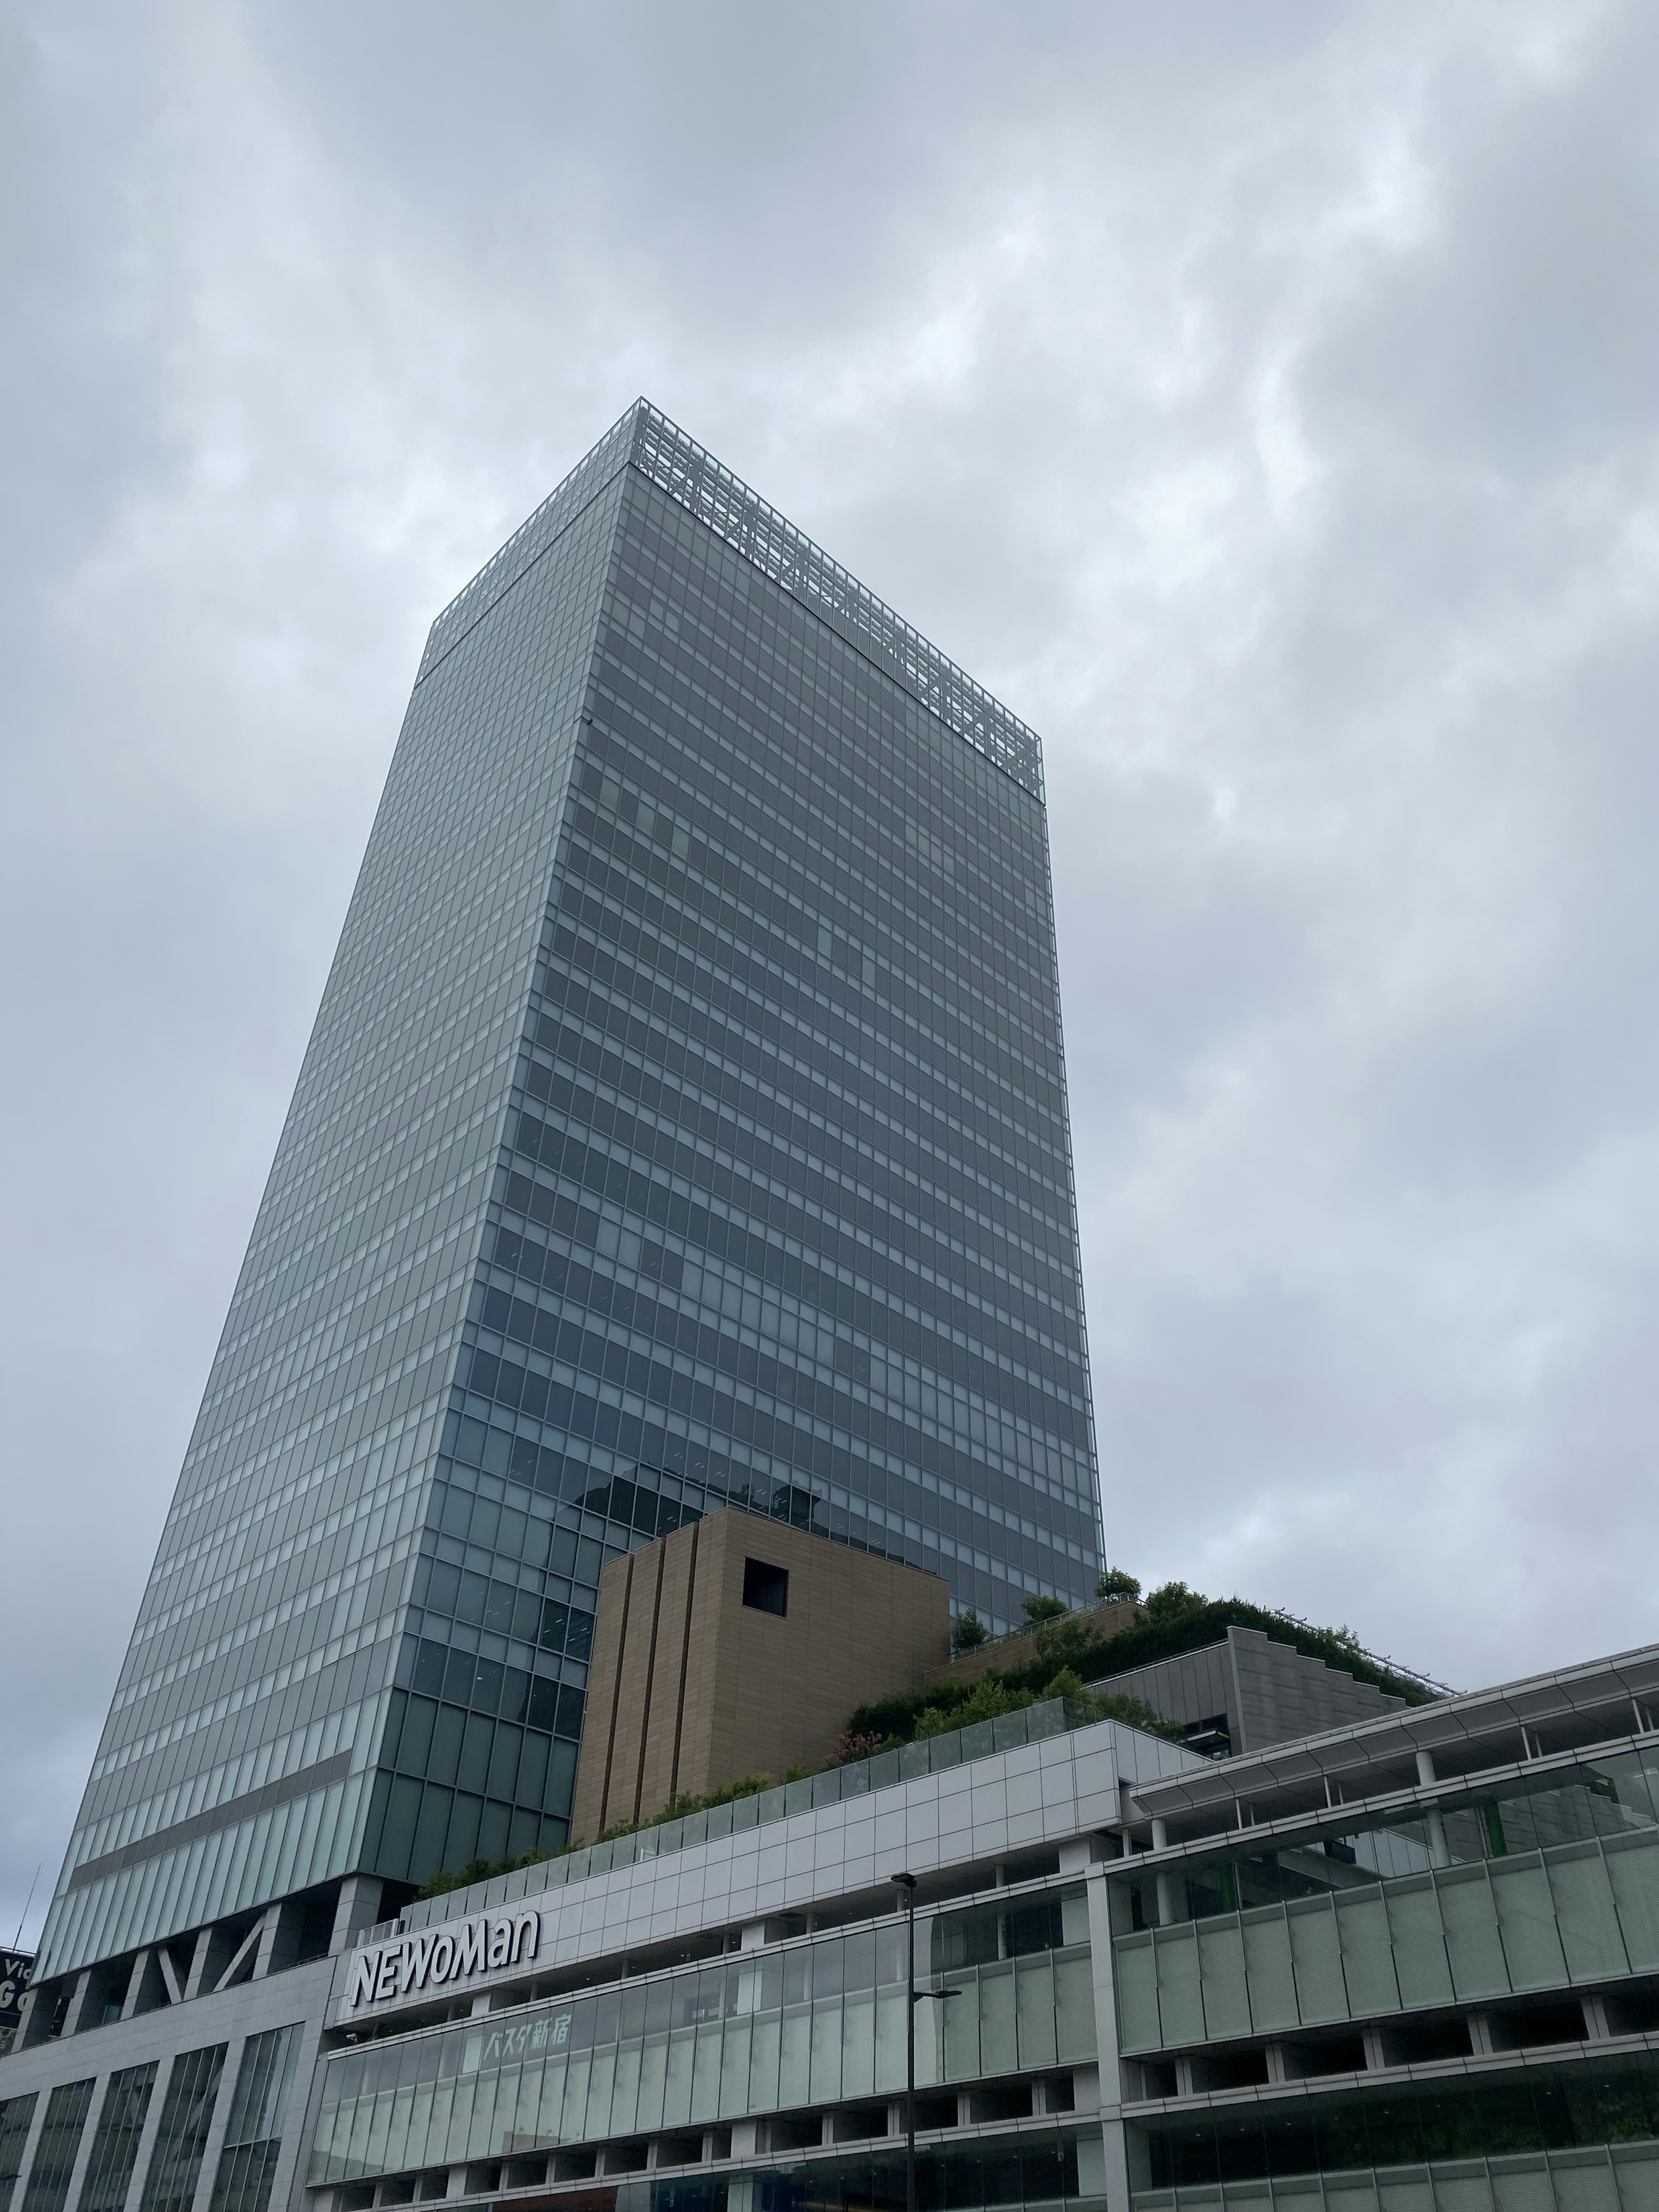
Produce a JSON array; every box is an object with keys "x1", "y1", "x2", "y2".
[
  {"x1": 1127, "y1": 1644, "x2": 1659, "y2": 1838},
  {"x1": 361, "y1": 1698, "x2": 1183, "y2": 1949}
]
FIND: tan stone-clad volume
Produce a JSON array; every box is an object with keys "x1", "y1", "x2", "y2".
[{"x1": 570, "y1": 1510, "x2": 950, "y2": 1845}]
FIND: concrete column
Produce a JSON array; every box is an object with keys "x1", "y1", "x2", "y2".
[
  {"x1": 7, "y1": 2086, "x2": 51, "y2": 2209},
  {"x1": 122, "y1": 2046, "x2": 175, "y2": 2212},
  {"x1": 121, "y1": 1951, "x2": 154, "y2": 2021},
  {"x1": 1265, "y1": 2044, "x2": 1290, "y2": 2085},
  {"x1": 738, "y1": 1920, "x2": 768, "y2": 1951},
  {"x1": 330, "y1": 1875, "x2": 386, "y2": 1956},
  {"x1": 251, "y1": 1904, "x2": 285, "y2": 1981},
  {"x1": 186, "y1": 2031, "x2": 245, "y2": 2212},
  {"x1": 60, "y1": 2072, "x2": 108, "y2": 2212},
  {"x1": 1412, "y1": 1750, "x2": 1454, "y2": 1865},
  {"x1": 58, "y1": 1969, "x2": 98, "y2": 2037},
  {"x1": 1582, "y1": 1993, "x2": 1613, "y2": 2040},
  {"x1": 182, "y1": 1926, "x2": 217, "y2": 2000},
  {"x1": 1362, "y1": 2029, "x2": 1390, "y2": 2072},
  {"x1": 1084, "y1": 1869, "x2": 1133, "y2": 2212},
  {"x1": 1468, "y1": 2012, "x2": 1496, "y2": 2055}
]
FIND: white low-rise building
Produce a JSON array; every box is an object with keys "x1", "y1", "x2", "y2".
[{"x1": 4, "y1": 1651, "x2": 1658, "y2": 2212}]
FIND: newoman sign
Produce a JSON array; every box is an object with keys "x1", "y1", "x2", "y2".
[{"x1": 347, "y1": 1911, "x2": 540, "y2": 2009}]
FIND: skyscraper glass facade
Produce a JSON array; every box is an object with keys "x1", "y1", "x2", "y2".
[{"x1": 37, "y1": 402, "x2": 1102, "y2": 1982}]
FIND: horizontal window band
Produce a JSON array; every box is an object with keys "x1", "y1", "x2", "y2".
[{"x1": 66, "y1": 1749, "x2": 356, "y2": 1891}]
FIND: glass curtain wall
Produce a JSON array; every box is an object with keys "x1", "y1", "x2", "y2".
[
  {"x1": 311, "y1": 1893, "x2": 1093, "y2": 2186},
  {"x1": 137, "y1": 2047, "x2": 226, "y2": 2212},
  {"x1": 74, "y1": 2066, "x2": 157, "y2": 2212},
  {"x1": 1132, "y1": 2053, "x2": 1659, "y2": 2193},
  {"x1": 208, "y1": 2025, "x2": 301, "y2": 2212},
  {"x1": 1111, "y1": 1749, "x2": 1659, "y2": 2055},
  {"x1": 18, "y1": 2084, "x2": 94, "y2": 2212},
  {"x1": 383, "y1": 408, "x2": 1103, "y2": 1885},
  {"x1": 36, "y1": 437, "x2": 631, "y2": 1976},
  {"x1": 0, "y1": 2099, "x2": 38, "y2": 2212},
  {"x1": 36, "y1": 395, "x2": 1107, "y2": 1942}
]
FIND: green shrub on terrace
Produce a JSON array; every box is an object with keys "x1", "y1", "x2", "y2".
[
  {"x1": 847, "y1": 1581, "x2": 1430, "y2": 1747},
  {"x1": 909, "y1": 1669, "x2": 1184, "y2": 1745},
  {"x1": 415, "y1": 1581, "x2": 1424, "y2": 1902}
]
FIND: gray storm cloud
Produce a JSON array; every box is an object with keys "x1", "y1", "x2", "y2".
[{"x1": 3, "y1": 0, "x2": 1656, "y2": 1945}]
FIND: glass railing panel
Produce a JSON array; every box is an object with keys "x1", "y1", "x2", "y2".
[
  {"x1": 388, "y1": 1698, "x2": 1103, "y2": 1936},
  {"x1": 1114, "y1": 1832, "x2": 1659, "y2": 2053}
]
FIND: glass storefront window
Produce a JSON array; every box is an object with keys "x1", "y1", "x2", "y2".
[{"x1": 311, "y1": 1892, "x2": 1093, "y2": 2185}]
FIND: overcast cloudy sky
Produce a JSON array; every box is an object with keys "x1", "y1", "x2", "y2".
[{"x1": 4, "y1": 0, "x2": 1657, "y2": 1948}]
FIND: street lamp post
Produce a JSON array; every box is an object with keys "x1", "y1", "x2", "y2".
[
  {"x1": 894, "y1": 1872, "x2": 919, "y2": 2212},
  {"x1": 892, "y1": 1872, "x2": 960, "y2": 2212}
]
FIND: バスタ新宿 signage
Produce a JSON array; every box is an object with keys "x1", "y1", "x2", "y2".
[{"x1": 347, "y1": 1911, "x2": 540, "y2": 2009}]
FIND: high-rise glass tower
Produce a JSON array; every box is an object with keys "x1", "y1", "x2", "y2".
[{"x1": 37, "y1": 402, "x2": 1102, "y2": 1985}]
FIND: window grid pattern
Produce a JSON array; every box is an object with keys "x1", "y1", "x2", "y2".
[
  {"x1": 415, "y1": 463, "x2": 1096, "y2": 1664},
  {"x1": 310, "y1": 1891, "x2": 1092, "y2": 2185},
  {"x1": 0, "y1": 2102, "x2": 36, "y2": 2212},
  {"x1": 38, "y1": 397, "x2": 1102, "y2": 1938},
  {"x1": 137, "y1": 2047, "x2": 226, "y2": 2212},
  {"x1": 375, "y1": 441, "x2": 1102, "y2": 1882},
  {"x1": 74, "y1": 2066, "x2": 157, "y2": 2212},
  {"x1": 207, "y1": 2025, "x2": 300, "y2": 2212},
  {"x1": 629, "y1": 404, "x2": 1045, "y2": 798},
  {"x1": 419, "y1": 413, "x2": 636, "y2": 683},
  {"x1": 420, "y1": 403, "x2": 1043, "y2": 801},
  {"x1": 1132, "y1": 2053, "x2": 1659, "y2": 2196},
  {"x1": 36, "y1": 455, "x2": 627, "y2": 1980},
  {"x1": 19, "y1": 2083, "x2": 94, "y2": 2212},
  {"x1": 1112, "y1": 1751, "x2": 1659, "y2": 2056},
  {"x1": 641, "y1": 2136, "x2": 1086, "y2": 2212}
]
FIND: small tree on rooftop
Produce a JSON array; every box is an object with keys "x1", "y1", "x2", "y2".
[
  {"x1": 951, "y1": 1610, "x2": 991, "y2": 1653},
  {"x1": 1021, "y1": 1594, "x2": 1069, "y2": 1625},
  {"x1": 1096, "y1": 1567, "x2": 1142, "y2": 1602},
  {"x1": 1144, "y1": 1579, "x2": 1205, "y2": 1625}
]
